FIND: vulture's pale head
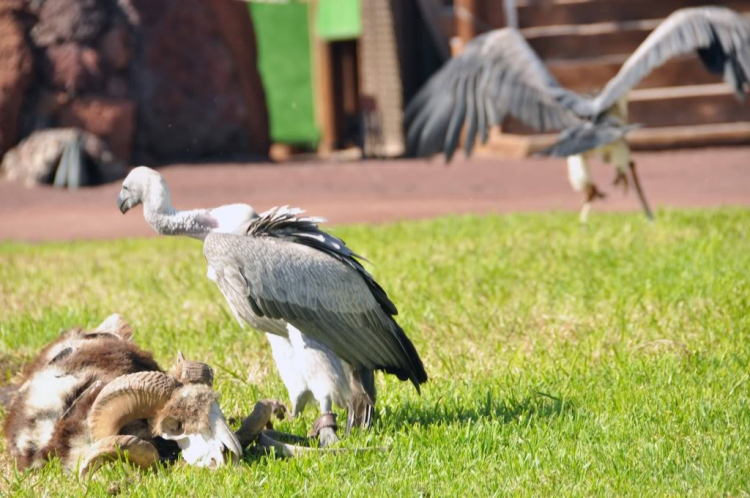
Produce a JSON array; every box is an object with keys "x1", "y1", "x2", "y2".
[{"x1": 118, "y1": 166, "x2": 169, "y2": 214}]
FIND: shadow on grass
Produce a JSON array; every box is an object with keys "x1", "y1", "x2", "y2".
[
  {"x1": 381, "y1": 390, "x2": 576, "y2": 430},
  {"x1": 232, "y1": 390, "x2": 576, "y2": 465}
]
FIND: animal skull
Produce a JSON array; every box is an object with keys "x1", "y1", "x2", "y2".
[{"x1": 81, "y1": 357, "x2": 241, "y2": 475}]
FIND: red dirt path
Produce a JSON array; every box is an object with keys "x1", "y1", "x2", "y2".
[{"x1": 1, "y1": 148, "x2": 748, "y2": 242}]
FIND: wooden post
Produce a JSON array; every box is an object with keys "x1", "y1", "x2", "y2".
[
  {"x1": 504, "y1": 0, "x2": 518, "y2": 29},
  {"x1": 309, "y1": 2, "x2": 336, "y2": 154},
  {"x1": 455, "y1": 0, "x2": 477, "y2": 45}
]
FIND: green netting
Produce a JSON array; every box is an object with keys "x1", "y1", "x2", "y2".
[
  {"x1": 316, "y1": 0, "x2": 361, "y2": 41},
  {"x1": 248, "y1": 2, "x2": 319, "y2": 145}
]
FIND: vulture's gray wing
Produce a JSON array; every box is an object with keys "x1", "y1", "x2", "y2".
[
  {"x1": 556, "y1": 7, "x2": 750, "y2": 117},
  {"x1": 404, "y1": 28, "x2": 580, "y2": 161},
  {"x1": 540, "y1": 119, "x2": 640, "y2": 157},
  {"x1": 203, "y1": 208, "x2": 427, "y2": 390}
]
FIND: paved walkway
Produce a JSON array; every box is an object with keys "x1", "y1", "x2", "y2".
[{"x1": 1, "y1": 147, "x2": 748, "y2": 242}]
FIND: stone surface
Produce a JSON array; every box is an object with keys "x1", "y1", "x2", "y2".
[
  {"x1": 1, "y1": 128, "x2": 125, "y2": 187},
  {"x1": 1, "y1": 0, "x2": 270, "y2": 164},
  {"x1": 58, "y1": 97, "x2": 135, "y2": 162},
  {"x1": 31, "y1": 0, "x2": 114, "y2": 47},
  {"x1": 104, "y1": 76, "x2": 129, "y2": 99},
  {"x1": 129, "y1": 0, "x2": 259, "y2": 161},
  {"x1": 100, "y1": 24, "x2": 131, "y2": 71},
  {"x1": 0, "y1": 2, "x2": 34, "y2": 157},
  {"x1": 46, "y1": 42, "x2": 103, "y2": 94},
  {"x1": 205, "y1": 0, "x2": 270, "y2": 157}
]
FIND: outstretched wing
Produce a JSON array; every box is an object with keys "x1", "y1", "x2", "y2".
[
  {"x1": 555, "y1": 7, "x2": 750, "y2": 117},
  {"x1": 404, "y1": 28, "x2": 580, "y2": 161},
  {"x1": 203, "y1": 208, "x2": 427, "y2": 390}
]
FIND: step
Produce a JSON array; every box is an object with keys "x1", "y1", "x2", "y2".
[
  {"x1": 628, "y1": 83, "x2": 750, "y2": 128},
  {"x1": 523, "y1": 12, "x2": 750, "y2": 60},
  {"x1": 476, "y1": 122, "x2": 750, "y2": 159},
  {"x1": 547, "y1": 53, "x2": 726, "y2": 94},
  {"x1": 523, "y1": 19, "x2": 660, "y2": 60},
  {"x1": 516, "y1": 0, "x2": 750, "y2": 28}
]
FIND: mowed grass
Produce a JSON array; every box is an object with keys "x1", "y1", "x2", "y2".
[{"x1": 0, "y1": 209, "x2": 749, "y2": 496}]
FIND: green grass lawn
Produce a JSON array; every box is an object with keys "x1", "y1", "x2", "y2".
[{"x1": 1, "y1": 209, "x2": 749, "y2": 496}]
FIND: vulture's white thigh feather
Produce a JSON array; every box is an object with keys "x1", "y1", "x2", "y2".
[
  {"x1": 266, "y1": 333, "x2": 310, "y2": 409},
  {"x1": 567, "y1": 154, "x2": 591, "y2": 192},
  {"x1": 287, "y1": 325, "x2": 350, "y2": 411}
]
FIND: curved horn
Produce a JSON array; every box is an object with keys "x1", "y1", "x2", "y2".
[
  {"x1": 78, "y1": 435, "x2": 159, "y2": 477},
  {"x1": 172, "y1": 352, "x2": 214, "y2": 386},
  {"x1": 89, "y1": 371, "x2": 179, "y2": 441},
  {"x1": 179, "y1": 362, "x2": 214, "y2": 386}
]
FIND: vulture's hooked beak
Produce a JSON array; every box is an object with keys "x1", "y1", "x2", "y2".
[{"x1": 117, "y1": 190, "x2": 131, "y2": 214}]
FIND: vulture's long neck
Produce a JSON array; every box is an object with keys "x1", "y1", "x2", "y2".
[{"x1": 143, "y1": 182, "x2": 216, "y2": 240}]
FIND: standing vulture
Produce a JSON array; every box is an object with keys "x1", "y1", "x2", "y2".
[
  {"x1": 117, "y1": 167, "x2": 427, "y2": 445},
  {"x1": 405, "y1": 6, "x2": 750, "y2": 221}
]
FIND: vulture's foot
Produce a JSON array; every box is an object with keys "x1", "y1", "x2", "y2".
[
  {"x1": 585, "y1": 184, "x2": 606, "y2": 202},
  {"x1": 580, "y1": 184, "x2": 605, "y2": 223},
  {"x1": 267, "y1": 400, "x2": 289, "y2": 425},
  {"x1": 310, "y1": 412, "x2": 339, "y2": 447},
  {"x1": 613, "y1": 169, "x2": 629, "y2": 195}
]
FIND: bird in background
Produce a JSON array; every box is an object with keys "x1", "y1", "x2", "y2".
[
  {"x1": 405, "y1": 6, "x2": 750, "y2": 222},
  {"x1": 117, "y1": 167, "x2": 427, "y2": 446}
]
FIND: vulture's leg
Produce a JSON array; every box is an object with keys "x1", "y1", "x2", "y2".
[
  {"x1": 312, "y1": 397, "x2": 339, "y2": 447},
  {"x1": 346, "y1": 368, "x2": 376, "y2": 433},
  {"x1": 580, "y1": 184, "x2": 605, "y2": 223},
  {"x1": 613, "y1": 168, "x2": 629, "y2": 195},
  {"x1": 628, "y1": 161, "x2": 654, "y2": 220},
  {"x1": 265, "y1": 333, "x2": 307, "y2": 420},
  {"x1": 291, "y1": 391, "x2": 312, "y2": 419}
]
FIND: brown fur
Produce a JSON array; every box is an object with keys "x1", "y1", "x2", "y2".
[
  {"x1": 153, "y1": 385, "x2": 218, "y2": 436},
  {"x1": 39, "y1": 380, "x2": 103, "y2": 465},
  {"x1": 3, "y1": 321, "x2": 164, "y2": 471}
]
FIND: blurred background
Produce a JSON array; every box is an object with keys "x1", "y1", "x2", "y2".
[{"x1": 0, "y1": 0, "x2": 748, "y2": 241}]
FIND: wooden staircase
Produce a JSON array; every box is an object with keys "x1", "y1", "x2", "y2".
[{"x1": 482, "y1": 0, "x2": 750, "y2": 157}]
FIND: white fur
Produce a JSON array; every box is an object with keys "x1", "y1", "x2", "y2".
[
  {"x1": 24, "y1": 368, "x2": 80, "y2": 414},
  {"x1": 66, "y1": 432, "x2": 91, "y2": 472},
  {"x1": 13, "y1": 367, "x2": 84, "y2": 460}
]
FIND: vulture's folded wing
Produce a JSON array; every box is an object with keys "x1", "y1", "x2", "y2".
[{"x1": 203, "y1": 208, "x2": 427, "y2": 390}]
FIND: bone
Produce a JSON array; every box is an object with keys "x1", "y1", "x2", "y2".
[{"x1": 235, "y1": 400, "x2": 386, "y2": 457}]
